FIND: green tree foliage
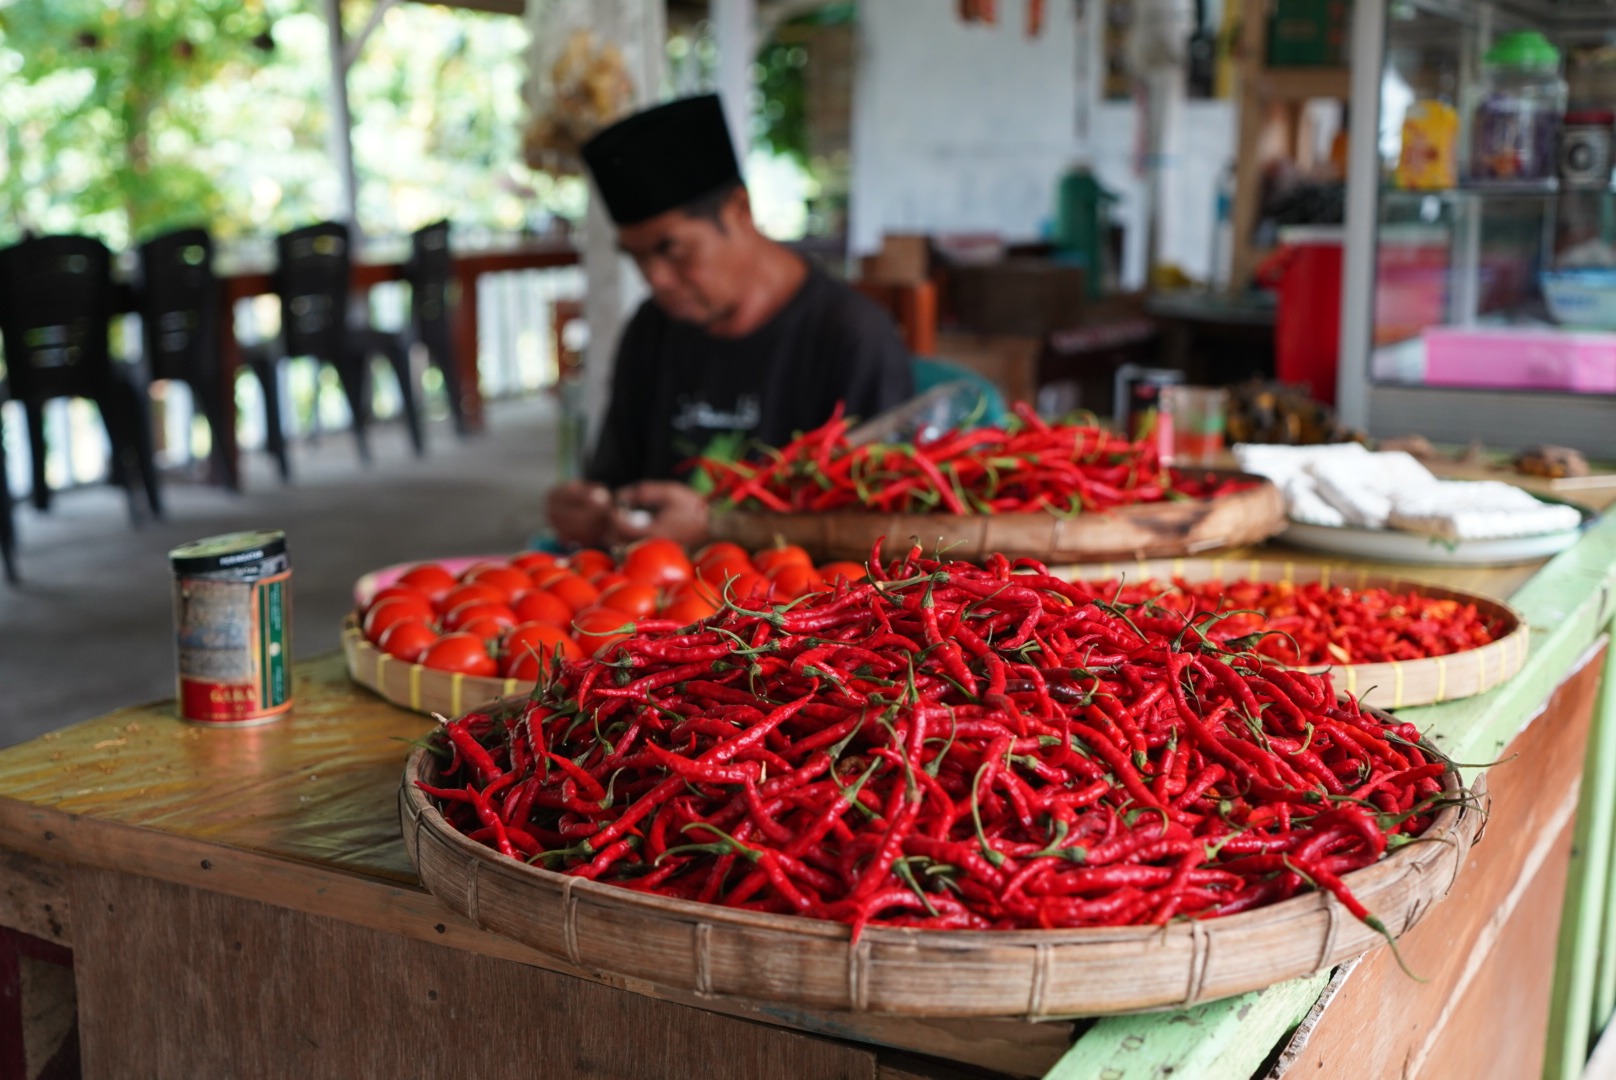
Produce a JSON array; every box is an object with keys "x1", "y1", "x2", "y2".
[
  {"x1": 0, "y1": 0, "x2": 280, "y2": 246},
  {"x1": 0, "y1": 0, "x2": 559, "y2": 249}
]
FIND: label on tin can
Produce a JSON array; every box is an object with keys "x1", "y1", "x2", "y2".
[{"x1": 170, "y1": 531, "x2": 293, "y2": 726}]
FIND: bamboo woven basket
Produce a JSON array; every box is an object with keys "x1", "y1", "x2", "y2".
[
  {"x1": 343, "y1": 615, "x2": 532, "y2": 718},
  {"x1": 400, "y1": 742, "x2": 1482, "y2": 1019},
  {"x1": 1053, "y1": 558, "x2": 1529, "y2": 711},
  {"x1": 708, "y1": 471, "x2": 1287, "y2": 564}
]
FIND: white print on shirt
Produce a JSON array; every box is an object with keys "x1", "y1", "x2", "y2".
[{"x1": 671, "y1": 393, "x2": 761, "y2": 434}]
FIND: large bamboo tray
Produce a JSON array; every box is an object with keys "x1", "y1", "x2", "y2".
[
  {"x1": 1054, "y1": 558, "x2": 1529, "y2": 711},
  {"x1": 400, "y1": 741, "x2": 1481, "y2": 1019},
  {"x1": 708, "y1": 471, "x2": 1286, "y2": 564},
  {"x1": 343, "y1": 614, "x2": 530, "y2": 717}
]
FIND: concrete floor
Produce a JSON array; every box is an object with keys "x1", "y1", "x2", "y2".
[{"x1": 0, "y1": 394, "x2": 565, "y2": 749}]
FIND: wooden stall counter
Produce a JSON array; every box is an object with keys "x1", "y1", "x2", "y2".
[{"x1": 4, "y1": 511, "x2": 1616, "y2": 1078}]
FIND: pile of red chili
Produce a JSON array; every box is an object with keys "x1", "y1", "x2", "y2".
[
  {"x1": 1065, "y1": 578, "x2": 1505, "y2": 667},
  {"x1": 422, "y1": 544, "x2": 1451, "y2": 939},
  {"x1": 697, "y1": 402, "x2": 1255, "y2": 515}
]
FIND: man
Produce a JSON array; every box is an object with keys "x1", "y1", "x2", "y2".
[{"x1": 546, "y1": 94, "x2": 914, "y2": 549}]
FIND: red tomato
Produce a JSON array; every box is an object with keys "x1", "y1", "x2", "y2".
[
  {"x1": 544, "y1": 573, "x2": 601, "y2": 614},
  {"x1": 660, "y1": 595, "x2": 718, "y2": 625},
  {"x1": 512, "y1": 589, "x2": 573, "y2": 626},
  {"x1": 369, "y1": 584, "x2": 432, "y2": 608},
  {"x1": 363, "y1": 595, "x2": 437, "y2": 643},
  {"x1": 419, "y1": 632, "x2": 497, "y2": 677},
  {"x1": 598, "y1": 580, "x2": 660, "y2": 619},
  {"x1": 441, "y1": 600, "x2": 518, "y2": 634},
  {"x1": 572, "y1": 606, "x2": 637, "y2": 657},
  {"x1": 457, "y1": 616, "x2": 511, "y2": 643},
  {"x1": 766, "y1": 563, "x2": 823, "y2": 600},
  {"x1": 508, "y1": 551, "x2": 560, "y2": 574},
  {"x1": 460, "y1": 563, "x2": 533, "y2": 601},
  {"x1": 502, "y1": 621, "x2": 583, "y2": 678},
  {"x1": 666, "y1": 577, "x2": 722, "y2": 608},
  {"x1": 376, "y1": 619, "x2": 439, "y2": 663},
  {"x1": 621, "y1": 537, "x2": 693, "y2": 586},
  {"x1": 529, "y1": 565, "x2": 572, "y2": 589},
  {"x1": 437, "y1": 581, "x2": 508, "y2": 616},
  {"x1": 720, "y1": 570, "x2": 772, "y2": 604},
  {"x1": 694, "y1": 541, "x2": 749, "y2": 570},
  {"x1": 395, "y1": 562, "x2": 458, "y2": 604},
  {"x1": 566, "y1": 548, "x2": 615, "y2": 579},
  {"x1": 590, "y1": 570, "x2": 630, "y2": 591},
  {"x1": 817, "y1": 561, "x2": 868, "y2": 586},
  {"x1": 696, "y1": 556, "x2": 753, "y2": 590},
  {"x1": 753, "y1": 544, "x2": 813, "y2": 575}
]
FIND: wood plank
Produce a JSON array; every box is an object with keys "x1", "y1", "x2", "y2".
[
  {"x1": 0, "y1": 851, "x2": 70, "y2": 947},
  {"x1": 0, "y1": 813, "x2": 1066, "y2": 1077},
  {"x1": 1270, "y1": 642, "x2": 1604, "y2": 1077},
  {"x1": 70, "y1": 867, "x2": 882, "y2": 1080},
  {"x1": 1549, "y1": 640, "x2": 1616, "y2": 1080},
  {"x1": 1044, "y1": 972, "x2": 1330, "y2": 1080}
]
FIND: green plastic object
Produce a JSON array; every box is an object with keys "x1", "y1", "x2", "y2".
[
  {"x1": 1485, "y1": 30, "x2": 1560, "y2": 70},
  {"x1": 1053, "y1": 166, "x2": 1118, "y2": 299},
  {"x1": 910, "y1": 357, "x2": 1008, "y2": 428}
]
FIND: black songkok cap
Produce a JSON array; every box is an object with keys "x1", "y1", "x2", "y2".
[{"x1": 581, "y1": 94, "x2": 742, "y2": 226}]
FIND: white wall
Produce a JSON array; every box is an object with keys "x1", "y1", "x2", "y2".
[
  {"x1": 848, "y1": 0, "x2": 1235, "y2": 287},
  {"x1": 847, "y1": 0, "x2": 1083, "y2": 258}
]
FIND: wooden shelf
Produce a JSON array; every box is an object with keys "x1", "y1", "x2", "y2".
[{"x1": 1249, "y1": 67, "x2": 1351, "y2": 102}]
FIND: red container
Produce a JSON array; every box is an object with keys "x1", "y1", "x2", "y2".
[{"x1": 1261, "y1": 226, "x2": 1343, "y2": 405}]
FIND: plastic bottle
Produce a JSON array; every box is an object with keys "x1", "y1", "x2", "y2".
[
  {"x1": 1054, "y1": 164, "x2": 1119, "y2": 298},
  {"x1": 1468, "y1": 31, "x2": 1568, "y2": 184},
  {"x1": 1209, "y1": 160, "x2": 1236, "y2": 290}
]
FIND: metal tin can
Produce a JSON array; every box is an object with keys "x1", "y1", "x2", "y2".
[
  {"x1": 169, "y1": 530, "x2": 293, "y2": 726},
  {"x1": 1113, "y1": 364, "x2": 1185, "y2": 455}
]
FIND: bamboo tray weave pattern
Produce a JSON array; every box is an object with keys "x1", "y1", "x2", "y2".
[
  {"x1": 708, "y1": 472, "x2": 1287, "y2": 565},
  {"x1": 343, "y1": 615, "x2": 527, "y2": 718},
  {"x1": 1055, "y1": 558, "x2": 1529, "y2": 711},
  {"x1": 401, "y1": 745, "x2": 1482, "y2": 1019}
]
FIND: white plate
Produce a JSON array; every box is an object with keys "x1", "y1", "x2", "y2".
[{"x1": 1278, "y1": 505, "x2": 1595, "y2": 567}]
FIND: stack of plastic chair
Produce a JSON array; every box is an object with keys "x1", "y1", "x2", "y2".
[
  {"x1": 249, "y1": 221, "x2": 425, "y2": 479},
  {"x1": 405, "y1": 220, "x2": 467, "y2": 436},
  {"x1": 0, "y1": 233, "x2": 162, "y2": 523},
  {"x1": 0, "y1": 396, "x2": 16, "y2": 583},
  {"x1": 133, "y1": 226, "x2": 236, "y2": 489}
]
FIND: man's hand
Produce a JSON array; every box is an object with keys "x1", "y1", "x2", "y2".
[
  {"x1": 607, "y1": 481, "x2": 711, "y2": 548},
  {"x1": 546, "y1": 480, "x2": 614, "y2": 548}
]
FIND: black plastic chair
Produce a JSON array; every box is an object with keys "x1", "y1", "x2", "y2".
[
  {"x1": 133, "y1": 226, "x2": 236, "y2": 489},
  {"x1": 250, "y1": 222, "x2": 424, "y2": 475},
  {"x1": 406, "y1": 220, "x2": 467, "y2": 436},
  {"x1": 0, "y1": 234, "x2": 162, "y2": 521},
  {"x1": 0, "y1": 390, "x2": 17, "y2": 583}
]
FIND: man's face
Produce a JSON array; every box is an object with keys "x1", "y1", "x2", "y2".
[{"x1": 616, "y1": 195, "x2": 746, "y2": 328}]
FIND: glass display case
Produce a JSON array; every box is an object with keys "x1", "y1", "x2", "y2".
[{"x1": 1337, "y1": 0, "x2": 1616, "y2": 454}]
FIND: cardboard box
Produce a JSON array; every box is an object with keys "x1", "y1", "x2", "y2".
[
  {"x1": 931, "y1": 331, "x2": 1044, "y2": 406},
  {"x1": 948, "y1": 259, "x2": 1088, "y2": 336},
  {"x1": 859, "y1": 234, "x2": 931, "y2": 284}
]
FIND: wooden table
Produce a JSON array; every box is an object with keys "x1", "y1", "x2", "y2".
[
  {"x1": 211, "y1": 238, "x2": 580, "y2": 489},
  {"x1": 2, "y1": 518, "x2": 1616, "y2": 1077}
]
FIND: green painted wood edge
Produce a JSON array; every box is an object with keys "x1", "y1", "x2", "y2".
[
  {"x1": 1045, "y1": 513, "x2": 1616, "y2": 1080},
  {"x1": 1044, "y1": 972, "x2": 1331, "y2": 1080},
  {"x1": 1597, "y1": 790, "x2": 1616, "y2": 1031},
  {"x1": 1545, "y1": 634, "x2": 1616, "y2": 1080}
]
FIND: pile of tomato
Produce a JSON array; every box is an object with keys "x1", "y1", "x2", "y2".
[{"x1": 357, "y1": 538, "x2": 867, "y2": 680}]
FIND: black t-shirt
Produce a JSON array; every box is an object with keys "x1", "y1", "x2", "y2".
[{"x1": 587, "y1": 264, "x2": 915, "y2": 487}]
